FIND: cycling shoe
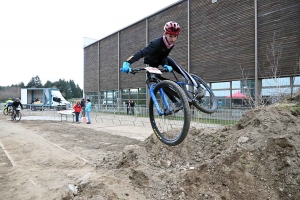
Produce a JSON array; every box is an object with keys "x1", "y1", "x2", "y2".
[
  {"x1": 195, "y1": 87, "x2": 205, "y2": 99},
  {"x1": 170, "y1": 102, "x2": 182, "y2": 113}
]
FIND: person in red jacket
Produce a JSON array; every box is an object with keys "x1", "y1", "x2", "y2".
[{"x1": 73, "y1": 100, "x2": 82, "y2": 123}]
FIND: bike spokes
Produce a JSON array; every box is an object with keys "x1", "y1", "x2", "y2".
[
  {"x1": 149, "y1": 80, "x2": 190, "y2": 146},
  {"x1": 182, "y1": 74, "x2": 217, "y2": 114}
]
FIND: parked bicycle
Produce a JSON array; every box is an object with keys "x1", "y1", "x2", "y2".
[
  {"x1": 130, "y1": 66, "x2": 217, "y2": 146},
  {"x1": 10, "y1": 107, "x2": 22, "y2": 121}
]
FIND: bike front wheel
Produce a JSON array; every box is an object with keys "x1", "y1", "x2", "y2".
[
  {"x1": 3, "y1": 108, "x2": 8, "y2": 115},
  {"x1": 149, "y1": 80, "x2": 191, "y2": 146},
  {"x1": 15, "y1": 111, "x2": 22, "y2": 121},
  {"x1": 182, "y1": 74, "x2": 217, "y2": 114}
]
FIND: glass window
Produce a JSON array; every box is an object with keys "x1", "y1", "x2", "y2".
[
  {"x1": 211, "y1": 82, "x2": 230, "y2": 89},
  {"x1": 262, "y1": 77, "x2": 290, "y2": 87},
  {"x1": 293, "y1": 76, "x2": 300, "y2": 85},
  {"x1": 130, "y1": 93, "x2": 138, "y2": 100},
  {"x1": 262, "y1": 87, "x2": 291, "y2": 96},
  {"x1": 232, "y1": 81, "x2": 240, "y2": 89},
  {"x1": 100, "y1": 91, "x2": 105, "y2": 105},
  {"x1": 138, "y1": 100, "x2": 146, "y2": 106},
  {"x1": 139, "y1": 93, "x2": 147, "y2": 99},
  {"x1": 213, "y1": 90, "x2": 230, "y2": 97},
  {"x1": 85, "y1": 92, "x2": 98, "y2": 106},
  {"x1": 139, "y1": 88, "x2": 146, "y2": 93},
  {"x1": 293, "y1": 87, "x2": 300, "y2": 93},
  {"x1": 121, "y1": 89, "x2": 129, "y2": 100}
]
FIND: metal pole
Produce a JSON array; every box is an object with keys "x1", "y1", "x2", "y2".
[
  {"x1": 187, "y1": 0, "x2": 190, "y2": 73},
  {"x1": 254, "y1": 0, "x2": 258, "y2": 107}
]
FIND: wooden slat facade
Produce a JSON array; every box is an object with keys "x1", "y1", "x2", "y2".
[{"x1": 84, "y1": 0, "x2": 300, "y2": 94}]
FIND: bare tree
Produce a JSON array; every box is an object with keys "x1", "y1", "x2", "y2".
[
  {"x1": 239, "y1": 32, "x2": 290, "y2": 107},
  {"x1": 239, "y1": 65, "x2": 262, "y2": 108}
]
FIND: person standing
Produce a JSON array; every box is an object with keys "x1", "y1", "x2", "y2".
[
  {"x1": 85, "y1": 99, "x2": 92, "y2": 124},
  {"x1": 126, "y1": 100, "x2": 131, "y2": 115},
  {"x1": 217, "y1": 100, "x2": 223, "y2": 109},
  {"x1": 80, "y1": 98, "x2": 86, "y2": 117},
  {"x1": 73, "y1": 100, "x2": 82, "y2": 123},
  {"x1": 130, "y1": 100, "x2": 135, "y2": 115}
]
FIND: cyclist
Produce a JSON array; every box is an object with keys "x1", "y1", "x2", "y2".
[
  {"x1": 120, "y1": 21, "x2": 205, "y2": 99},
  {"x1": 11, "y1": 98, "x2": 23, "y2": 117},
  {"x1": 4, "y1": 98, "x2": 14, "y2": 113}
]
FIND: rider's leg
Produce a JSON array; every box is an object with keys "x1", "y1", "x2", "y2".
[
  {"x1": 167, "y1": 57, "x2": 205, "y2": 98},
  {"x1": 12, "y1": 107, "x2": 16, "y2": 118},
  {"x1": 166, "y1": 57, "x2": 197, "y2": 85}
]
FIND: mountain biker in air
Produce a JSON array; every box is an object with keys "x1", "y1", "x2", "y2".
[
  {"x1": 11, "y1": 98, "x2": 23, "y2": 117},
  {"x1": 120, "y1": 21, "x2": 205, "y2": 100}
]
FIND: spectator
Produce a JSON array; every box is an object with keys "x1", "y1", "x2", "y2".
[
  {"x1": 130, "y1": 100, "x2": 135, "y2": 115},
  {"x1": 73, "y1": 100, "x2": 82, "y2": 123},
  {"x1": 217, "y1": 100, "x2": 223, "y2": 109},
  {"x1": 126, "y1": 100, "x2": 131, "y2": 115},
  {"x1": 80, "y1": 98, "x2": 86, "y2": 117},
  {"x1": 85, "y1": 99, "x2": 92, "y2": 124}
]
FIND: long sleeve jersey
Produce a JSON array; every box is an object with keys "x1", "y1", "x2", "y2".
[
  {"x1": 12, "y1": 101, "x2": 23, "y2": 109},
  {"x1": 126, "y1": 36, "x2": 173, "y2": 67}
]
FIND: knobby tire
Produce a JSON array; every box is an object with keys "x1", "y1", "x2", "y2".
[
  {"x1": 183, "y1": 74, "x2": 217, "y2": 114},
  {"x1": 149, "y1": 80, "x2": 191, "y2": 146}
]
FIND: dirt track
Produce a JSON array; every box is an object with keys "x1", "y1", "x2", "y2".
[{"x1": 1, "y1": 103, "x2": 300, "y2": 200}]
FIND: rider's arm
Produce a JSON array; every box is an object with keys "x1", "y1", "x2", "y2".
[
  {"x1": 20, "y1": 103, "x2": 23, "y2": 109},
  {"x1": 126, "y1": 38, "x2": 160, "y2": 64}
]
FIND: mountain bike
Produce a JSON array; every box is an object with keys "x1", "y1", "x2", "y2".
[
  {"x1": 3, "y1": 105, "x2": 12, "y2": 115},
  {"x1": 130, "y1": 67, "x2": 217, "y2": 145},
  {"x1": 10, "y1": 107, "x2": 22, "y2": 121},
  {"x1": 131, "y1": 67, "x2": 191, "y2": 146}
]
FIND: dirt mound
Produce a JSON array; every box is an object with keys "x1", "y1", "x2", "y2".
[{"x1": 75, "y1": 103, "x2": 300, "y2": 200}]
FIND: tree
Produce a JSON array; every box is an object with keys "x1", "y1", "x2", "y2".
[
  {"x1": 1, "y1": 76, "x2": 83, "y2": 101},
  {"x1": 18, "y1": 82, "x2": 25, "y2": 88},
  {"x1": 53, "y1": 79, "x2": 68, "y2": 98},
  {"x1": 44, "y1": 80, "x2": 54, "y2": 88},
  {"x1": 240, "y1": 32, "x2": 292, "y2": 107},
  {"x1": 26, "y1": 75, "x2": 43, "y2": 88}
]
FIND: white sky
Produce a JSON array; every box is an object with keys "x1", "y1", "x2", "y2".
[{"x1": 0, "y1": 0, "x2": 179, "y2": 88}]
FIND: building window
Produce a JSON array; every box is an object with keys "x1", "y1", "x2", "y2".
[{"x1": 121, "y1": 88, "x2": 146, "y2": 106}]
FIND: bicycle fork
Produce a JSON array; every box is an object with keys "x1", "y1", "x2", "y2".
[{"x1": 149, "y1": 84, "x2": 173, "y2": 116}]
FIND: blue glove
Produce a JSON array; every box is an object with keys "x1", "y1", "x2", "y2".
[
  {"x1": 164, "y1": 65, "x2": 173, "y2": 72},
  {"x1": 120, "y1": 62, "x2": 132, "y2": 73}
]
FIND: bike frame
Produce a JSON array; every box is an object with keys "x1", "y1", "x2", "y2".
[
  {"x1": 131, "y1": 66, "x2": 217, "y2": 114},
  {"x1": 149, "y1": 83, "x2": 173, "y2": 116}
]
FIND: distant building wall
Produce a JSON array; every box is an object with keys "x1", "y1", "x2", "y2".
[{"x1": 84, "y1": 0, "x2": 300, "y2": 96}]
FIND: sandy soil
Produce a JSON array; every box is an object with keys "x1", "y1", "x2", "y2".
[{"x1": 0, "y1": 102, "x2": 300, "y2": 200}]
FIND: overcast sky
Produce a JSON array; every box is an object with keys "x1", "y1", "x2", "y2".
[{"x1": 0, "y1": 0, "x2": 180, "y2": 88}]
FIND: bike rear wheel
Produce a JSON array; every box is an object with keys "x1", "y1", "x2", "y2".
[
  {"x1": 149, "y1": 80, "x2": 191, "y2": 146},
  {"x1": 182, "y1": 74, "x2": 217, "y2": 114}
]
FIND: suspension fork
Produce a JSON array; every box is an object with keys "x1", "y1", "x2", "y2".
[{"x1": 149, "y1": 84, "x2": 171, "y2": 116}]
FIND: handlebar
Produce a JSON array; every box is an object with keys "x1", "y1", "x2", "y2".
[{"x1": 130, "y1": 67, "x2": 167, "y2": 75}]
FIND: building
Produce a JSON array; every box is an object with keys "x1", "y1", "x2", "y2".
[{"x1": 83, "y1": 0, "x2": 300, "y2": 108}]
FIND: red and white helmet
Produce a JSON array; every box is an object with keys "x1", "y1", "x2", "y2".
[{"x1": 164, "y1": 21, "x2": 181, "y2": 36}]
